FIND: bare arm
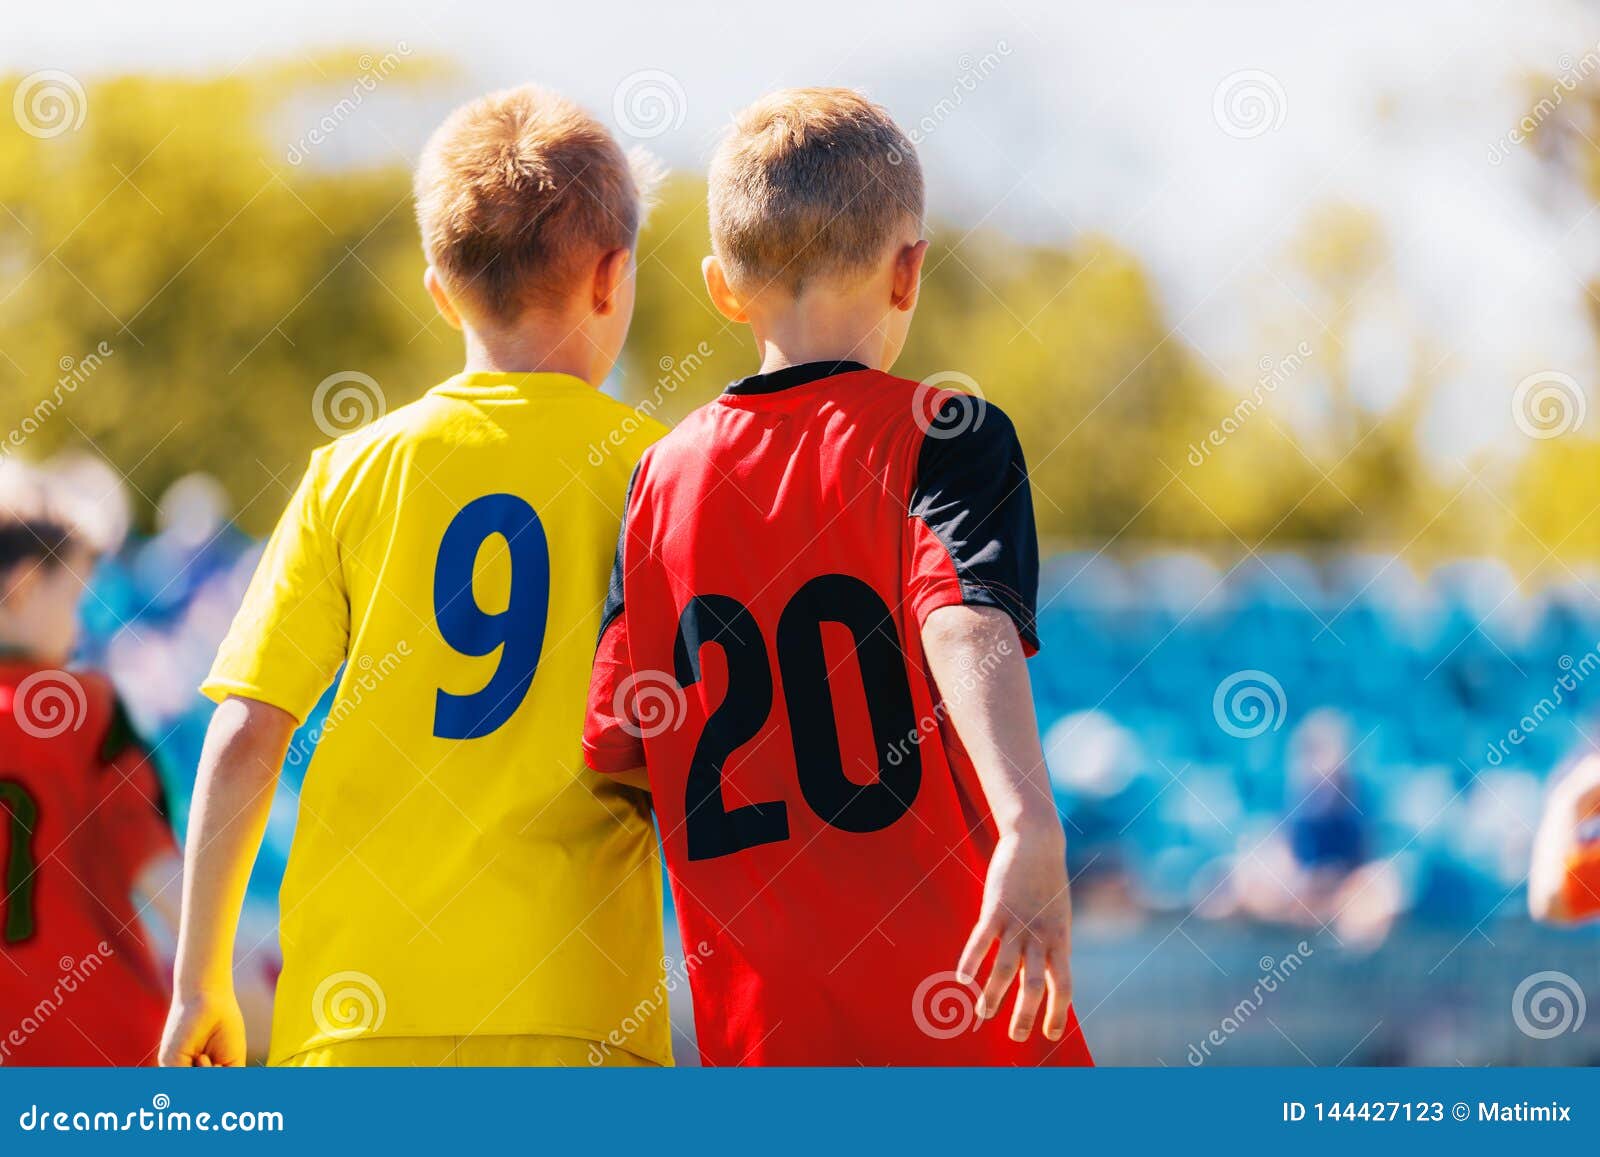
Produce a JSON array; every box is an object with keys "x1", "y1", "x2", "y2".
[
  {"x1": 921, "y1": 603, "x2": 1073, "y2": 1043},
  {"x1": 159, "y1": 695, "x2": 295, "y2": 1066},
  {"x1": 1530, "y1": 756, "x2": 1600, "y2": 924}
]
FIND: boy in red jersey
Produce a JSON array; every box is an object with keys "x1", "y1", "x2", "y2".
[
  {"x1": 0, "y1": 470, "x2": 181, "y2": 1065},
  {"x1": 584, "y1": 88, "x2": 1092, "y2": 1065}
]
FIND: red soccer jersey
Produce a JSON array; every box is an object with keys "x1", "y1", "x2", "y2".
[
  {"x1": 585, "y1": 361, "x2": 1092, "y2": 1066},
  {"x1": 0, "y1": 660, "x2": 177, "y2": 1066}
]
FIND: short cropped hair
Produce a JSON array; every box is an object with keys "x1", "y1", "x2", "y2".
[
  {"x1": 415, "y1": 85, "x2": 645, "y2": 322},
  {"x1": 708, "y1": 88, "x2": 923, "y2": 295},
  {"x1": 0, "y1": 464, "x2": 86, "y2": 576}
]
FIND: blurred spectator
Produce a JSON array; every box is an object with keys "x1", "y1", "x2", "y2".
[{"x1": 1198, "y1": 710, "x2": 1403, "y2": 949}]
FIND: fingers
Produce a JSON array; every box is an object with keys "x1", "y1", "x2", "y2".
[
  {"x1": 956, "y1": 911, "x2": 1000, "y2": 986},
  {"x1": 157, "y1": 1028, "x2": 192, "y2": 1068},
  {"x1": 1042, "y1": 950, "x2": 1073, "y2": 1042},
  {"x1": 978, "y1": 930, "x2": 1023, "y2": 1021},
  {"x1": 1008, "y1": 941, "x2": 1048, "y2": 1041},
  {"x1": 159, "y1": 1044, "x2": 198, "y2": 1068},
  {"x1": 203, "y1": 1026, "x2": 243, "y2": 1067},
  {"x1": 960, "y1": 908, "x2": 1078, "y2": 1043},
  {"x1": 158, "y1": 1017, "x2": 236, "y2": 1067}
]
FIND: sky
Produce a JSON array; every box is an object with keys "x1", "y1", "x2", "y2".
[{"x1": 9, "y1": 0, "x2": 1600, "y2": 461}]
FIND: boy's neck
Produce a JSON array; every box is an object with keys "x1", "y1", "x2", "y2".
[
  {"x1": 756, "y1": 340, "x2": 879, "y2": 375},
  {"x1": 460, "y1": 318, "x2": 599, "y2": 385},
  {"x1": 750, "y1": 294, "x2": 894, "y2": 375}
]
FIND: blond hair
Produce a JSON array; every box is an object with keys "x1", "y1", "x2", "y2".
[
  {"x1": 708, "y1": 88, "x2": 923, "y2": 295},
  {"x1": 415, "y1": 85, "x2": 644, "y2": 322}
]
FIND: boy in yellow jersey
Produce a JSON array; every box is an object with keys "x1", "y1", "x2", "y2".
[{"x1": 158, "y1": 86, "x2": 671, "y2": 1068}]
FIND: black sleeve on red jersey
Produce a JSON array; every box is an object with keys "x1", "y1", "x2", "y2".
[
  {"x1": 596, "y1": 464, "x2": 638, "y2": 646},
  {"x1": 586, "y1": 464, "x2": 648, "y2": 774},
  {"x1": 99, "y1": 695, "x2": 170, "y2": 819},
  {"x1": 908, "y1": 398, "x2": 1041, "y2": 651}
]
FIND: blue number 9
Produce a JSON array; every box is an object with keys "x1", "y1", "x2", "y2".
[{"x1": 432, "y1": 493, "x2": 549, "y2": 739}]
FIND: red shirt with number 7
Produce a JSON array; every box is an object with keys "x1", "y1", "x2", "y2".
[{"x1": 0, "y1": 661, "x2": 175, "y2": 1066}]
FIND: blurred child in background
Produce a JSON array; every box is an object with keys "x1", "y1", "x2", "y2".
[
  {"x1": 1206, "y1": 709, "x2": 1401, "y2": 949},
  {"x1": 0, "y1": 463, "x2": 182, "y2": 1065}
]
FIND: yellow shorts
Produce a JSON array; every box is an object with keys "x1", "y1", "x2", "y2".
[{"x1": 277, "y1": 1034, "x2": 657, "y2": 1068}]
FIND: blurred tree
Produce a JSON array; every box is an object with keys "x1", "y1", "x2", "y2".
[
  {"x1": 1504, "y1": 73, "x2": 1600, "y2": 568},
  {"x1": 0, "y1": 56, "x2": 458, "y2": 532},
  {"x1": 0, "y1": 63, "x2": 1479, "y2": 559}
]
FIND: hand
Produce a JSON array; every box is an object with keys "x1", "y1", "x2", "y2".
[
  {"x1": 159, "y1": 991, "x2": 247, "y2": 1067},
  {"x1": 1550, "y1": 756, "x2": 1600, "y2": 826},
  {"x1": 957, "y1": 827, "x2": 1074, "y2": 1042}
]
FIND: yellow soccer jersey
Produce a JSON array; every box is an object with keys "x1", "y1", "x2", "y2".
[{"x1": 204, "y1": 371, "x2": 671, "y2": 1065}]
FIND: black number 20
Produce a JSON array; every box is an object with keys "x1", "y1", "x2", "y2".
[{"x1": 674, "y1": 574, "x2": 922, "y2": 862}]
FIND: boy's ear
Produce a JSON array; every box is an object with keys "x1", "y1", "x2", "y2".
[
  {"x1": 701, "y1": 255, "x2": 748, "y2": 324},
  {"x1": 423, "y1": 267, "x2": 464, "y2": 332},
  {"x1": 890, "y1": 239, "x2": 929, "y2": 312},
  {"x1": 592, "y1": 246, "x2": 633, "y2": 315}
]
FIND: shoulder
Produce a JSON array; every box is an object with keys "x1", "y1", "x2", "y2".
[
  {"x1": 311, "y1": 394, "x2": 448, "y2": 476},
  {"x1": 914, "y1": 380, "x2": 1016, "y2": 446},
  {"x1": 919, "y1": 385, "x2": 1017, "y2": 447},
  {"x1": 837, "y1": 369, "x2": 1011, "y2": 445},
  {"x1": 898, "y1": 377, "x2": 1020, "y2": 484},
  {"x1": 585, "y1": 386, "x2": 672, "y2": 434},
  {"x1": 294, "y1": 393, "x2": 462, "y2": 518},
  {"x1": 12, "y1": 668, "x2": 136, "y2": 766},
  {"x1": 907, "y1": 391, "x2": 1030, "y2": 524},
  {"x1": 86, "y1": 677, "x2": 146, "y2": 766},
  {"x1": 632, "y1": 396, "x2": 718, "y2": 469},
  {"x1": 580, "y1": 390, "x2": 671, "y2": 469}
]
